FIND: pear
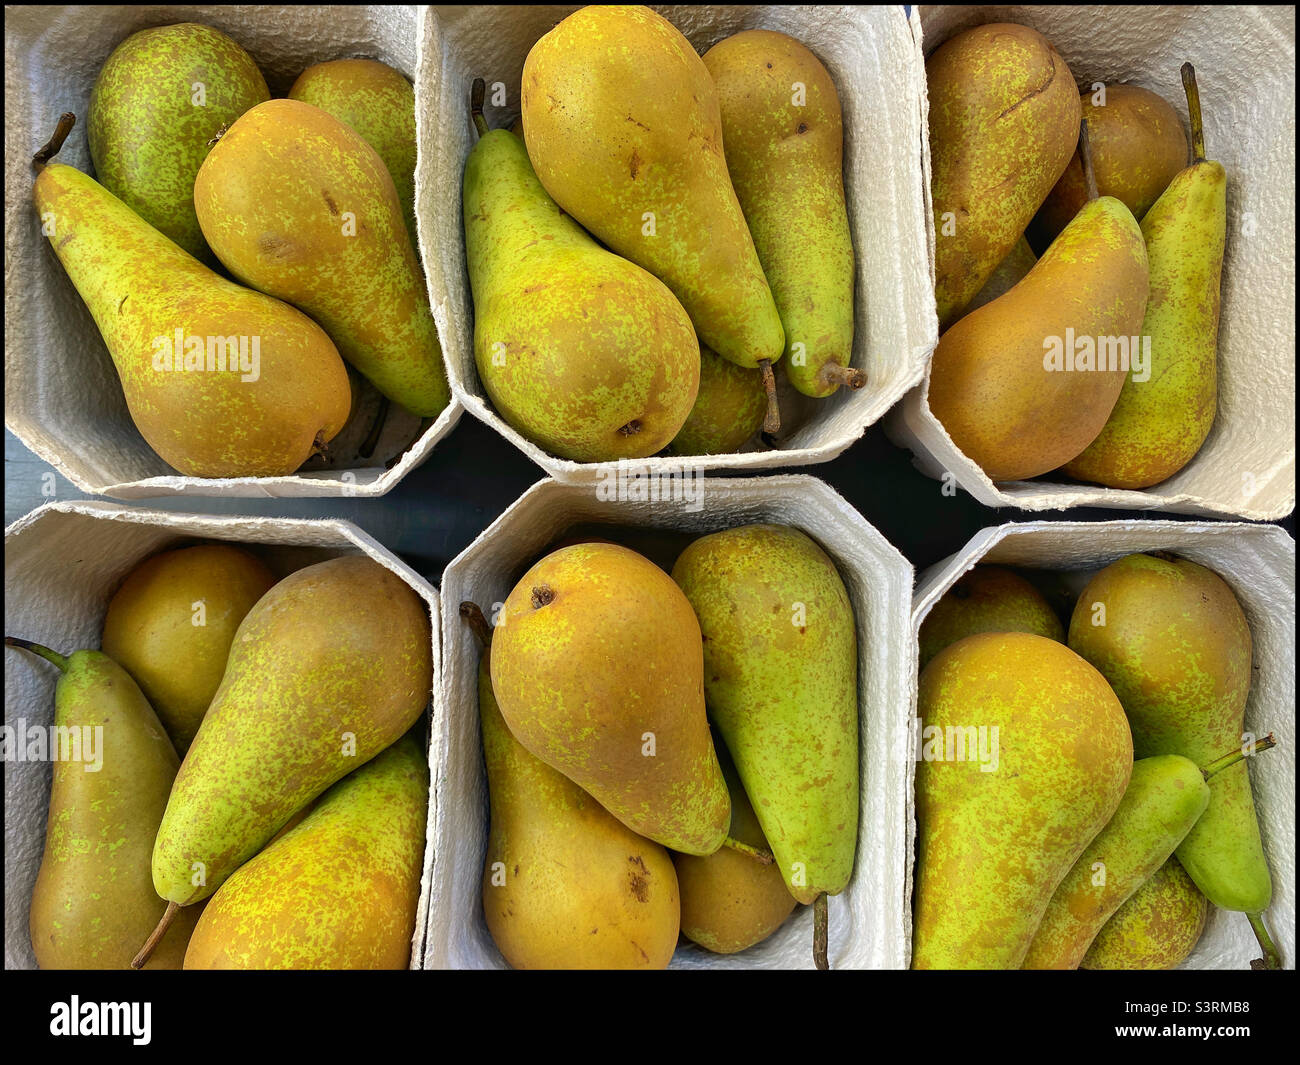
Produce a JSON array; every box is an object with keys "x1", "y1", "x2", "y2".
[
  {"x1": 183, "y1": 733, "x2": 428, "y2": 969},
  {"x1": 462, "y1": 604, "x2": 679, "y2": 970},
  {"x1": 918, "y1": 565, "x2": 1064, "y2": 670},
  {"x1": 87, "y1": 23, "x2": 269, "y2": 262},
  {"x1": 672, "y1": 524, "x2": 858, "y2": 969},
  {"x1": 8, "y1": 639, "x2": 201, "y2": 969},
  {"x1": 100, "y1": 543, "x2": 275, "y2": 754},
  {"x1": 288, "y1": 58, "x2": 419, "y2": 246},
  {"x1": 927, "y1": 23, "x2": 1081, "y2": 327},
  {"x1": 1063, "y1": 65, "x2": 1225, "y2": 489},
  {"x1": 912, "y1": 633, "x2": 1133, "y2": 969},
  {"x1": 668, "y1": 344, "x2": 766, "y2": 456},
  {"x1": 1081, "y1": 858, "x2": 1209, "y2": 970},
  {"x1": 703, "y1": 30, "x2": 860, "y2": 399},
  {"x1": 194, "y1": 99, "x2": 449, "y2": 418},
  {"x1": 521, "y1": 4, "x2": 785, "y2": 423},
  {"x1": 32, "y1": 115, "x2": 352, "y2": 479},
  {"x1": 958, "y1": 237, "x2": 1037, "y2": 321},
  {"x1": 1068, "y1": 553, "x2": 1280, "y2": 969},
  {"x1": 489, "y1": 543, "x2": 730, "y2": 857},
  {"x1": 463, "y1": 99, "x2": 699, "y2": 462}
]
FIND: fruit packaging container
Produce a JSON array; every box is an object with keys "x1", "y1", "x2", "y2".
[
  {"x1": 912, "y1": 519, "x2": 1296, "y2": 969},
  {"x1": 425, "y1": 474, "x2": 915, "y2": 968},
  {"x1": 2, "y1": 502, "x2": 442, "y2": 970},
  {"x1": 422, "y1": 4, "x2": 936, "y2": 483},
  {"x1": 885, "y1": 4, "x2": 1296, "y2": 520},
  {"x1": 4, "y1": 4, "x2": 461, "y2": 499}
]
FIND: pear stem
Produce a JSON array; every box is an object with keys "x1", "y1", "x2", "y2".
[
  {"x1": 131, "y1": 901, "x2": 180, "y2": 969},
  {"x1": 1078, "y1": 119, "x2": 1099, "y2": 203},
  {"x1": 820, "y1": 362, "x2": 866, "y2": 392},
  {"x1": 722, "y1": 836, "x2": 774, "y2": 865},
  {"x1": 813, "y1": 892, "x2": 829, "y2": 970},
  {"x1": 459, "y1": 601, "x2": 494, "y2": 649},
  {"x1": 1202, "y1": 733, "x2": 1276, "y2": 780},
  {"x1": 358, "y1": 396, "x2": 390, "y2": 461},
  {"x1": 470, "y1": 78, "x2": 489, "y2": 138},
  {"x1": 758, "y1": 360, "x2": 781, "y2": 433},
  {"x1": 5, "y1": 637, "x2": 69, "y2": 673},
  {"x1": 33, "y1": 113, "x2": 76, "y2": 171},
  {"x1": 1181, "y1": 62, "x2": 1207, "y2": 164},
  {"x1": 1247, "y1": 913, "x2": 1282, "y2": 971}
]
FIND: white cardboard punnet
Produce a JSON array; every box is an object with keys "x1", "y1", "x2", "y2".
[
  {"x1": 4, "y1": 5, "x2": 460, "y2": 499},
  {"x1": 425, "y1": 474, "x2": 914, "y2": 969},
  {"x1": 422, "y1": 5, "x2": 935, "y2": 483},
  {"x1": 3, "y1": 502, "x2": 441, "y2": 970},
  {"x1": 886, "y1": 5, "x2": 1296, "y2": 520},
  {"x1": 912, "y1": 520, "x2": 1296, "y2": 970}
]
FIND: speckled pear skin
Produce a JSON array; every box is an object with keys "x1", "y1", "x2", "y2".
[
  {"x1": 183, "y1": 733, "x2": 427, "y2": 969},
  {"x1": 194, "y1": 98, "x2": 449, "y2": 418},
  {"x1": 671, "y1": 525, "x2": 859, "y2": 906},
  {"x1": 1082, "y1": 858, "x2": 1208, "y2": 970},
  {"x1": 959, "y1": 236, "x2": 1036, "y2": 320},
  {"x1": 1024, "y1": 754, "x2": 1210, "y2": 969},
  {"x1": 668, "y1": 345, "x2": 766, "y2": 456},
  {"x1": 1067, "y1": 555, "x2": 1269, "y2": 915},
  {"x1": 1062, "y1": 157, "x2": 1226, "y2": 488},
  {"x1": 288, "y1": 58, "x2": 419, "y2": 247},
  {"x1": 928, "y1": 23, "x2": 1081, "y2": 328},
  {"x1": 33, "y1": 161, "x2": 352, "y2": 478},
  {"x1": 521, "y1": 5, "x2": 785, "y2": 369},
  {"x1": 926, "y1": 196, "x2": 1148, "y2": 482},
  {"x1": 101, "y1": 544, "x2": 275, "y2": 754},
  {"x1": 479, "y1": 650, "x2": 679, "y2": 969},
  {"x1": 1030, "y1": 84, "x2": 1188, "y2": 249},
  {"x1": 703, "y1": 30, "x2": 854, "y2": 398},
  {"x1": 27, "y1": 650, "x2": 201, "y2": 969},
  {"x1": 151, "y1": 556, "x2": 432, "y2": 907},
  {"x1": 490, "y1": 543, "x2": 729, "y2": 856},
  {"x1": 912, "y1": 633, "x2": 1133, "y2": 969},
  {"x1": 464, "y1": 128, "x2": 699, "y2": 461},
  {"x1": 918, "y1": 565, "x2": 1063, "y2": 670},
  {"x1": 87, "y1": 23, "x2": 269, "y2": 263}
]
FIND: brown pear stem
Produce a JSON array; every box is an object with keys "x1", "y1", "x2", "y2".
[
  {"x1": 820, "y1": 362, "x2": 866, "y2": 392},
  {"x1": 459, "y1": 601, "x2": 494, "y2": 649},
  {"x1": 5, "y1": 636, "x2": 70, "y2": 672},
  {"x1": 358, "y1": 396, "x2": 390, "y2": 460},
  {"x1": 813, "y1": 892, "x2": 829, "y2": 970},
  {"x1": 1181, "y1": 62, "x2": 1207, "y2": 163},
  {"x1": 1078, "y1": 119, "x2": 1099, "y2": 203},
  {"x1": 131, "y1": 901, "x2": 180, "y2": 969},
  {"x1": 471, "y1": 77, "x2": 489, "y2": 138},
  {"x1": 1247, "y1": 913, "x2": 1282, "y2": 970},
  {"x1": 758, "y1": 360, "x2": 781, "y2": 433},
  {"x1": 1202, "y1": 733, "x2": 1276, "y2": 780},
  {"x1": 33, "y1": 113, "x2": 76, "y2": 170},
  {"x1": 721, "y1": 836, "x2": 774, "y2": 865}
]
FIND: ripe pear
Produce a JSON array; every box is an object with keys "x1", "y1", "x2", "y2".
[
  {"x1": 183, "y1": 733, "x2": 428, "y2": 969},
  {"x1": 288, "y1": 58, "x2": 419, "y2": 246},
  {"x1": 1063, "y1": 65, "x2": 1225, "y2": 489},
  {"x1": 918, "y1": 565, "x2": 1064, "y2": 670},
  {"x1": 958, "y1": 237, "x2": 1037, "y2": 321},
  {"x1": 194, "y1": 98, "x2": 449, "y2": 418},
  {"x1": 87, "y1": 23, "x2": 269, "y2": 262},
  {"x1": 521, "y1": 6, "x2": 786, "y2": 386},
  {"x1": 672, "y1": 524, "x2": 858, "y2": 968},
  {"x1": 912, "y1": 633, "x2": 1133, "y2": 969},
  {"x1": 33, "y1": 115, "x2": 352, "y2": 478},
  {"x1": 8, "y1": 639, "x2": 201, "y2": 969},
  {"x1": 100, "y1": 543, "x2": 275, "y2": 753},
  {"x1": 668, "y1": 345, "x2": 766, "y2": 456},
  {"x1": 489, "y1": 543, "x2": 729, "y2": 857},
  {"x1": 1067, "y1": 553, "x2": 1279, "y2": 968},
  {"x1": 927, "y1": 23, "x2": 1081, "y2": 327},
  {"x1": 703, "y1": 30, "x2": 860, "y2": 398},
  {"x1": 464, "y1": 604, "x2": 678, "y2": 969},
  {"x1": 1081, "y1": 858, "x2": 1208, "y2": 970},
  {"x1": 463, "y1": 114, "x2": 699, "y2": 461}
]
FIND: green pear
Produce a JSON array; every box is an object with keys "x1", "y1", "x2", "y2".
[
  {"x1": 958, "y1": 237, "x2": 1037, "y2": 321},
  {"x1": 703, "y1": 30, "x2": 860, "y2": 398},
  {"x1": 87, "y1": 23, "x2": 269, "y2": 262},
  {"x1": 668, "y1": 344, "x2": 766, "y2": 456},
  {"x1": 927, "y1": 23, "x2": 1082, "y2": 327},
  {"x1": 194, "y1": 99, "x2": 449, "y2": 418},
  {"x1": 1064, "y1": 65, "x2": 1225, "y2": 489},
  {"x1": 100, "y1": 543, "x2": 275, "y2": 753},
  {"x1": 9, "y1": 639, "x2": 201, "y2": 969},
  {"x1": 489, "y1": 543, "x2": 729, "y2": 857},
  {"x1": 918, "y1": 565, "x2": 1064, "y2": 670},
  {"x1": 1081, "y1": 858, "x2": 1208, "y2": 970},
  {"x1": 288, "y1": 58, "x2": 419, "y2": 246},
  {"x1": 672, "y1": 524, "x2": 858, "y2": 969},
  {"x1": 183, "y1": 733, "x2": 428, "y2": 969},
  {"x1": 32, "y1": 115, "x2": 352, "y2": 478},
  {"x1": 913, "y1": 633, "x2": 1133, "y2": 969},
  {"x1": 463, "y1": 113, "x2": 699, "y2": 461}
]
